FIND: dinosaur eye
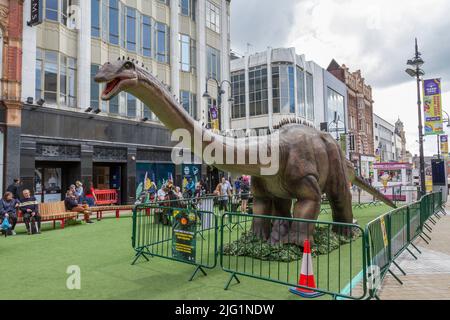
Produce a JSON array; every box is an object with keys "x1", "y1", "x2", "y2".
[{"x1": 124, "y1": 62, "x2": 133, "y2": 69}]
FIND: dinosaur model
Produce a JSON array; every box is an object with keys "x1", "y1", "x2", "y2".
[{"x1": 95, "y1": 58, "x2": 396, "y2": 245}]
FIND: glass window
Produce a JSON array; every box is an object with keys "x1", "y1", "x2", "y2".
[
  {"x1": 109, "y1": 95, "x2": 119, "y2": 114},
  {"x1": 231, "y1": 70, "x2": 245, "y2": 119},
  {"x1": 190, "y1": 38, "x2": 197, "y2": 74},
  {"x1": 296, "y1": 66, "x2": 306, "y2": 117},
  {"x1": 327, "y1": 88, "x2": 345, "y2": 127},
  {"x1": 155, "y1": 22, "x2": 169, "y2": 63},
  {"x1": 46, "y1": 0, "x2": 58, "y2": 21},
  {"x1": 120, "y1": 2, "x2": 126, "y2": 47},
  {"x1": 109, "y1": 0, "x2": 119, "y2": 45},
  {"x1": 142, "y1": 15, "x2": 151, "y2": 57},
  {"x1": 272, "y1": 65, "x2": 280, "y2": 113},
  {"x1": 127, "y1": 94, "x2": 137, "y2": 118},
  {"x1": 306, "y1": 72, "x2": 314, "y2": 121},
  {"x1": 207, "y1": 46, "x2": 220, "y2": 80},
  {"x1": 35, "y1": 49, "x2": 43, "y2": 100},
  {"x1": 102, "y1": 0, "x2": 108, "y2": 41},
  {"x1": 272, "y1": 63, "x2": 296, "y2": 114},
  {"x1": 61, "y1": 0, "x2": 68, "y2": 25},
  {"x1": 59, "y1": 55, "x2": 67, "y2": 105},
  {"x1": 180, "y1": 91, "x2": 197, "y2": 119},
  {"x1": 248, "y1": 65, "x2": 268, "y2": 116},
  {"x1": 90, "y1": 65, "x2": 100, "y2": 109},
  {"x1": 180, "y1": 34, "x2": 191, "y2": 72},
  {"x1": 38, "y1": 49, "x2": 76, "y2": 107},
  {"x1": 67, "y1": 57, "x2": 77, "y2": 108},
  {"x1": 91, "y1": 0, "x2": 101, "y2": 37},
  {"x1": 181, "y1": 0, "x2": 190, "y2": 16},
  {"x1": 126, "y1": 6, "x2": 136, "y2": 51},
  {"x1": 288, "y1": 66, "x2": 295, "y2": 113},
  {"x1": 206, "y1": 1, "x2": 220, "y2": 33},
  {"x1": 44, "y1": 50, "x2": 58, "y2": 104}
]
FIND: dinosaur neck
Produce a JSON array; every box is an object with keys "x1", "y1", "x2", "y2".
[{"x1": 127, "y1": 81, "x2": 267, "y2": 176}]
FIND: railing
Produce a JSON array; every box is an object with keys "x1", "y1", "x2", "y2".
[
  {"x1": 365, "y1": 190, "x2": 446, "y2": 299},
  {"x1": 131, "y1": 204, "x2": 218, "y2": 281},
  {"x1": 93, "y1": 189, "x2": 118, "y2": 205},
  {"x1": 130, "y1": 190, "x2": 446, "y2": 299},
  {"x1": 219, "y1": 213, "x2": 367, "y2": 300}
]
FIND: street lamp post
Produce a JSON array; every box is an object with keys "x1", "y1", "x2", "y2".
[
  {"x1": 202, "y1": 77, "x2": 234, "y2": 131},
  {"x1": 406, "y1": 38, "x2": 426, "y2": 196}
]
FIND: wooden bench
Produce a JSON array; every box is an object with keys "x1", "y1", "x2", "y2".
[
  {"x1": 90, "y1": 205, "x2": 135, "y2": 220},
  {"x1": 18, "y1": 201, "x2": 78, "y2": 229}
]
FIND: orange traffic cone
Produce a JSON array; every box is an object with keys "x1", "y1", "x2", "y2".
[{"x1": 289, "y1": 239, "x2": 324, "y2": 298}]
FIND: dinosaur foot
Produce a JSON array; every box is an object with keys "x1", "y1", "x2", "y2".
[
  {"x1": 269, "y1": 220, "x2": 314, "y2": 247},
  {"x1": 331, "y1": 222, "x2": 358, "y2": 238},
  {"x1": 250, "y1": 218, "x2": 271, "y2": 242}
]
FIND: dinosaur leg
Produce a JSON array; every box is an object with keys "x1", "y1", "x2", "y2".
[
  {"x1": 251, "y1": 197, "x2": 273, "y2": 241},
  {"x1": 269, "y1": 198, "x2": 293, "y2": 245},
  {"x1": 289, "y1": 175, "x2": 322, "y2": 246},
  {"x1": 249, "y1": 177, "x2": 274, "y2": 241},
  {"x1": 327, "y1": 190, "x2": 354, "y2": 237}
]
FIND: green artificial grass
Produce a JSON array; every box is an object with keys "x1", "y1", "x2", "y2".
[{"x1": 0, "y1": 204, "x2": 390, "y2": 300}]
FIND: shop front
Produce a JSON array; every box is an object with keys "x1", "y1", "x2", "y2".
[{"x1": 373, "y1": 162, "x2": 416, "y2": 202}]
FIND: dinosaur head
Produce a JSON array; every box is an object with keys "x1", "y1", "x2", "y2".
[{"x1": 94, "y1": 58, "x2": 140, "y2": 100}]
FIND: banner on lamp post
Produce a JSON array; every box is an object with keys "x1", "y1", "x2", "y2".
[
  {"x1": 441, "y1": 135, "x2": 449, "y2": 159},
  {"x1": 423, "y1": 79, "x2": 444, "y2": 136},
  {"x1": 209, "y1": 105, "x2": 219, "y2": 132}
]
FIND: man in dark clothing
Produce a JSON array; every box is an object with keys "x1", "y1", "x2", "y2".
[
  {"x1": 65, "y1": 190, "x2": 93, "y2": 223},
  {"x1": 19, "y1": 189, "x2": 41, "y2": 235},
  {"x1": 6, "y1": 179, "x2": 21, "y2": 199}
]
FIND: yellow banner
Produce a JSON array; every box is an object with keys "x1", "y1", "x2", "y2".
[
  {"x1": 380, "y1": 217, "x2": 388, "y2": 248},
  {"x1": 423, "y1": 79, "x2": 444, "y2": 136},
  {"x1": 441, "y1": 135, "x2": 449, "y2": 159}
]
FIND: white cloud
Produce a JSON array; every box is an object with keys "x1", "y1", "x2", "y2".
[{"x1": 231, "y1": 0, "x2": 450, "y2": 157}]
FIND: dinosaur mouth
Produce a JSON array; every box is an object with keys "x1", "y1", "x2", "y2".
[{"x1": 102, "y1": 78, "x2": 123, "y2": 99}]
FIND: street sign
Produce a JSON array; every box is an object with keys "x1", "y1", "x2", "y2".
[{"x1": 28, "y1": 0, "x2": 43, "y2": 27}]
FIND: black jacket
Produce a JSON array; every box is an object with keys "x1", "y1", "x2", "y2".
[
  {"x1": 19, "y1": 197, "x2": 39, "y2": 214},
  {"x1": 6, "y1": 183, "x2": 21, "y2": 199},
  {"x1": 65, "y1": 197, "x2": 79, "y2": 211}
]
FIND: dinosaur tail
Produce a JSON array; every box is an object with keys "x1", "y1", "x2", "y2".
[{"x1": 352, "y1": 175, "x2": 397, "y2": 208}]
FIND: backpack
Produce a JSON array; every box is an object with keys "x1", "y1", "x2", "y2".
[{"x1": 1, "y1": 217, "x2": 12, "y2": 237}]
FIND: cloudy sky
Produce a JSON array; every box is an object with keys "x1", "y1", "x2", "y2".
[{"x1": 230, "y1": 0, "x2": 450, "y2": 157}]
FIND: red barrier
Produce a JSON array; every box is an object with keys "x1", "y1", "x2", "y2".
[{"x1": 93, "y1": 189, "x2": 118, "y2": 205}]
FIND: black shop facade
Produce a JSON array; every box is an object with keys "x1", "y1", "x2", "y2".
[{"x1": 19, "y1": 104, "x2": 214, "y2": 204}]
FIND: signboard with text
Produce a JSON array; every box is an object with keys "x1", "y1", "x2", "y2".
[
  {"x1": 423, "y1": 79, "x2": 444, "y2": 135},
  {"x1": 172, "y1": 210, "x2": 197, "y2": 263},
  {"x1": 441, "y1": 135, "x2": 449, "y2": 159},
  {"x1": 28, "y1": 0, "x2": 43, "y2": 27}
]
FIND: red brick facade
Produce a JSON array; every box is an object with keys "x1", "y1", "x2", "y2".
[
  {"x1": 1, "y1": 0, "x2": 23, "y2": 125},
  {"x1": 327, "y1": 60, "x2": 375, "y2": 162}
]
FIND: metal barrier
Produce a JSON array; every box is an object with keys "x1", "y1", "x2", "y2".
[
  {"x1": 131, "y1": 204, "x2": 218, "y2": 281},
  {"x1": 129, "y1": 190, "x2": 446, "y2": 299},
  {"x1": 220, "y1": 213, "x2": 367, "y2": 300},
  {"x1": 365, "y1": 191, "x2": 446, "y2": 299},
  {"x1": 94, "y1": 189, "x2": 118, "y2": 205}
]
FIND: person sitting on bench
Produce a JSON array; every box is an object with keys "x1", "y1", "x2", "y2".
[
  {"x1": 65, "y1": 190, "x2": 93, "y2": 224},
  {"x1": 0, "y1": 191, "x2": 20, "y2": 235},
  {"x1": 19, "y1": 189, "x2": 41, "y2": 235}
]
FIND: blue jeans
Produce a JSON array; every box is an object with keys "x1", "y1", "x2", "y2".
[{"x1": 84, "y1": 197, "x2": 95, "y2": 207}]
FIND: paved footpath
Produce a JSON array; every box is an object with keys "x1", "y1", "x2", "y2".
[{"x1": 378, "y1": 204, "x2": 450, "y2": 300}]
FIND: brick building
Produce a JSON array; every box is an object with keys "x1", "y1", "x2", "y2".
[
  {"x1": 327, "y1": 59, "x2": 375, "y2": 177},
  {"x1": 0, "y1": 0, "x2": 23, "y2": 195}
]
